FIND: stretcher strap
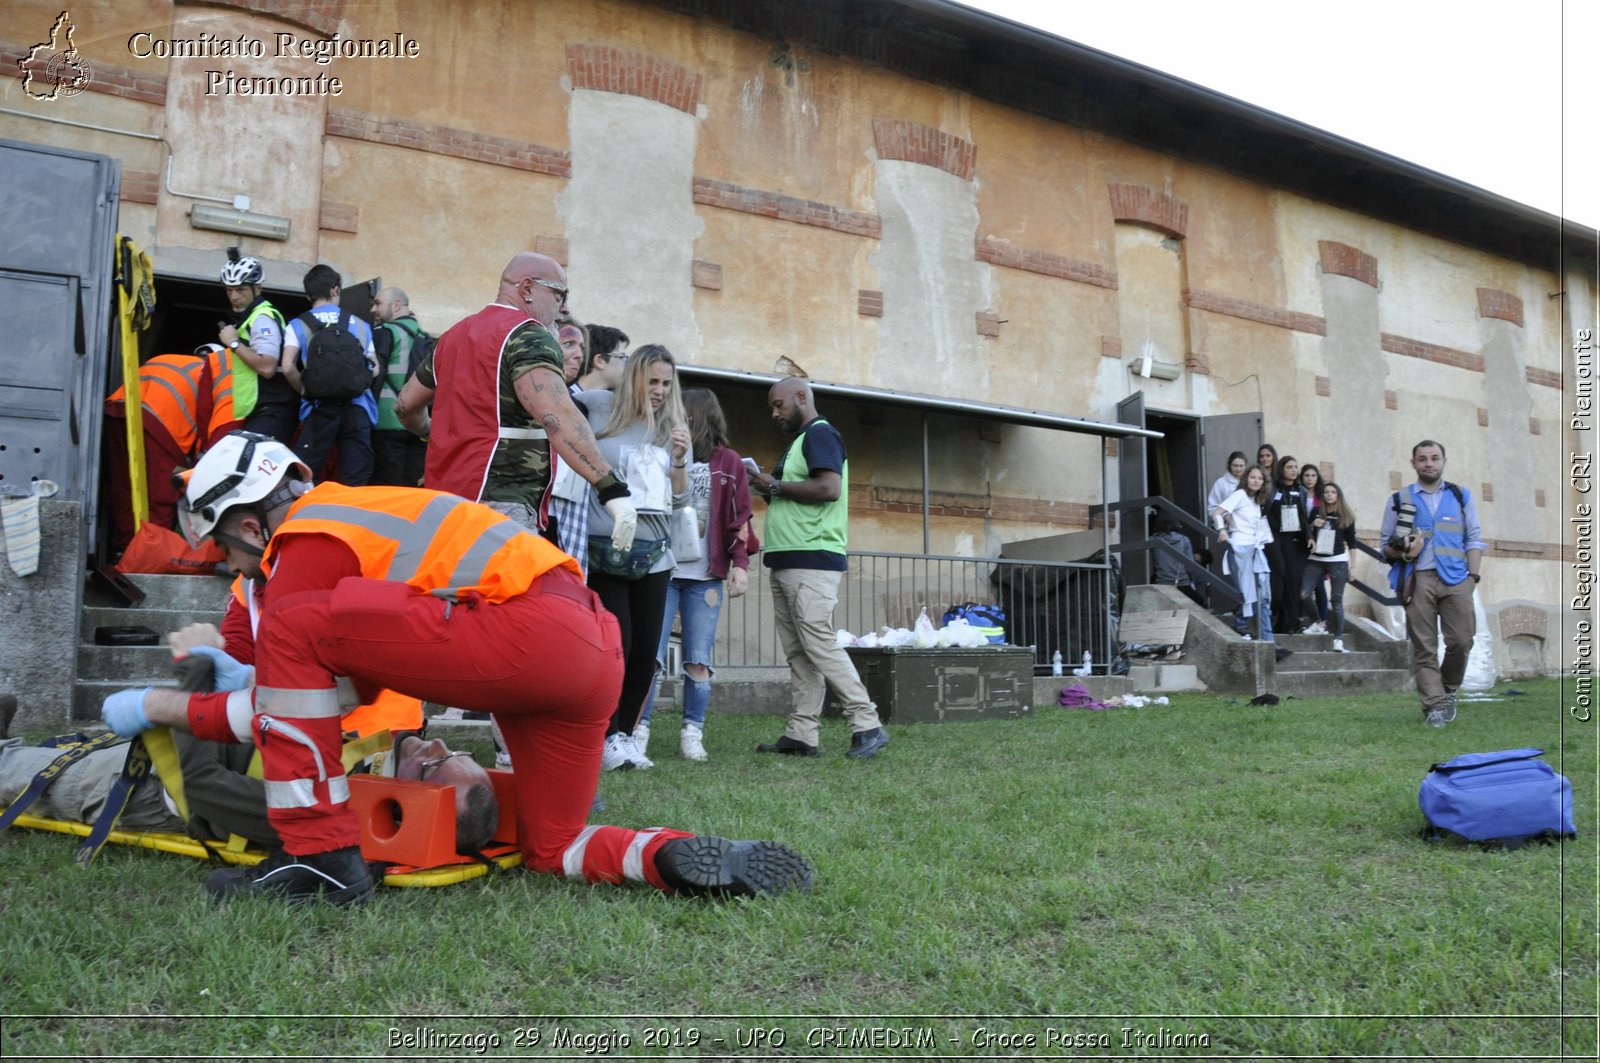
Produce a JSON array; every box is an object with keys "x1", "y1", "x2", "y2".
[
  {"x1": 75, "y1": 738, "x2": 154, "y2": 867},
  {"x1": 0, "y1": 732, "x2": 124, "y2": 834}
]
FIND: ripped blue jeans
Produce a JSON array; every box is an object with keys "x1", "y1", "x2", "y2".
[{"x1": 638, "y1": 577, "x2": 724, "y2": 728}]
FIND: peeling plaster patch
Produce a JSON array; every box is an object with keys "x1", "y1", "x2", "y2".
[
  {"x1": 952, "y1": 532, "x2": 975, "y2": 557},
  {"x1": 869, "y1": 159, "x2": 988, "y2": 394},
  {"x1": 558, "y1": 91, "x2": 703, "y2": 358}
]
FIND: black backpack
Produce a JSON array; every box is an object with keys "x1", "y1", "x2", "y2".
[
  {"x1": 297, "y1": 309, "x2": 371, "y2": 401},
  {"x1": 395, "y1": 317, "x2": 435, "y2": 379}
]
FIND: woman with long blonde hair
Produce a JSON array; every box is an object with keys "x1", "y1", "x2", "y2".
[{"x1": 582, "y1": 344, "x2": 690, "y2": 770}]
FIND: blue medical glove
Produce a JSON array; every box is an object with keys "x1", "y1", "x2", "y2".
[
  {"x1": 102, "y1": 688, "x2": 153, "y2": 737},
  {"x1": 184, "y1": 645, "x2": 255, "y2": 692}
]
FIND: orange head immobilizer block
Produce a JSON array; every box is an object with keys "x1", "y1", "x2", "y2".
[{"x1": 347, "y1": 768, "x2": 520, "y2": 869}]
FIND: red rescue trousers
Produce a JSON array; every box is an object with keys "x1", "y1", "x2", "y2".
[{"x1": 251, "y1": 568, "x2": 687, "y2": 888}]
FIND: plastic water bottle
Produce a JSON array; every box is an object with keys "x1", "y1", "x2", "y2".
[
  {"x1": 1051, "y1": 649, "x2": 1063, "y2": 676},
  {"x1": 1082, "y1": 651, "x2": 1093, "y2": 675}
]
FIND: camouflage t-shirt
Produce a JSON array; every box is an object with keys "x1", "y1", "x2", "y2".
[{"x1": 417, "y1": 318, "x2": 563, "y2": 508}]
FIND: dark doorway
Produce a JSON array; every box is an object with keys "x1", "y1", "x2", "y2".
[
  {"x1": 1145, "y1": 410, "x2": 1202, "y2": 522},
  {"x1": 135, "y1": 275, "x2": 310, "y2": 365}
]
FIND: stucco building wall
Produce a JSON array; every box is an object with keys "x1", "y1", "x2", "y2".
[{"x1": 1, "y1": 0, "x2": 1590, "y2": 661}]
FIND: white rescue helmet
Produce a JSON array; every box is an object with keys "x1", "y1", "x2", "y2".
[
  {"x1": 193, "y1": 342, "x2": 225, "y2": 357},
  {"x1": 177, "y1": 431, "x2": 310, "y2": 548},
  {"x1": 220, "y1": 246, "x2": 264, "y2": 286}
]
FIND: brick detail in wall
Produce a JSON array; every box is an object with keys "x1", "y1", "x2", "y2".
[
  {"x1": 693, "y1": 178, "x2": 881, "y2": 237},
  {"x1": 691, "y1": 260, "x2": 722, "y2": 290},
  {"x1": 1535, "y1": 489, "x2": 1546, "y2": 508},
  {"x1": 1317, "y1": 240, "x2": 1379, "y2": 288},
  {"x1": 1530, "y1": 417, "x2": 1541, "y2": 435},
  {"x1": 1526, "y1": 366, "x2": 1562, "y2": 389},
  {"x1": 1107, "y1": 183, "x2": 1188, "y2": 238},
  {"x1": 870, "y1": 485, "x2": 1094, "y2": 529},
  {"x1": 565, "y1": 44, "x2": 702, "y2": 115},
  {"x1": 1477, "y1": 287, "x2": 1524, "y2": 327},
  {"x1": 1320, "y1": 462, "x2": 1336, "y2": 482},
  {"x1": 121, "y1": 170, "x2": 159, "y2": 206},
  {"x1": 1481, "y1": 482, "x2": 1494, "y2": 502},
  {"x1": 1380, "y1": 333, "x2": 1484, "y2": 372},
  {"x1": 1106, "y1": 439, "x2": 1119, "y2": 458},
  {"x1": 1185, "y1": 351, "x2": 1210, "y2": 376},
  {"x1": 1315, "y1": 376, "x2": 1330, "y2": 397},
  {"x1": 1384, "y1": 390, "x2": 1398, "y2": 410},
  {"x1": 1185, "y1": 289, "x2": 1326, "y2": 335},
  {"x1": 534, "y1": 236, "x2": 567, "y2": 266},
  {"x1": 1390, "y1": 471, "x2": 1403, "y2": 491},
  {"x1": 975, "y1": 236, "x2": 1117, "y2": 289},
  {"x1": 871, "y1": 119, "x2": 976, "y2": 180},
  {"x1": 1477, "y1": 407, "x2": 1489, "y2": 427},
  {"x1": 859, "y1": 290, "x2": 883, "y2": 317},
  {"x1": 318, "y1": 201, "x2": 358, "y2": 233},
  {"x1": 1498, "y1": 605, "x2": 1548, "y2": 639},
  {"x1": 2, "y1": 39, "x2": 166, "y2": 104},
  {"x1": 976, "y1": 312, "x2": 1001, "y2": 337},
  {"x1": 326, "y1": 109, "x2": 570, "y2": 177},
  {"x1": 202, "y1": 0, "x2": 345, "y2": 35},
  {"x1": 1101, "y1": 336, "x2": 1122, "y2": 359}
]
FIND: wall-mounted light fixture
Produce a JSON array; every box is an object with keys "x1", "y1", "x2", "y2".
[
  {"x1": 1127, "y1": 356, "x2": 1183, "y2": 381},
  {"x1": 189, "y1": 203, "x2": 291, "y2": 241}
]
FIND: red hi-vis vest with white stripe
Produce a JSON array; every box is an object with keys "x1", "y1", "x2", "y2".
[
  {"x1": 423, "y1": 302, "x2": 547, "y2": 506},
  {"x1": 107, "y1": 354, "x2": 206, "y2": 456},
  {"x1": 262, "y1": 483, "x2": 580, "y2": 600}
]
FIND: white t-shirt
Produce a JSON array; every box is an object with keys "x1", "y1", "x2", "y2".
[{"x1": 1214, "y1": 489, "x2": 1274, "y2": 548}]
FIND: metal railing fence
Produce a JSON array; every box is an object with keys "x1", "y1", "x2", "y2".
[{"x1": 709, "y1": 550, "x2": 1116, "y2": 677}]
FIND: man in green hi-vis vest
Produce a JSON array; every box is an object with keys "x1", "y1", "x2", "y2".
[{"x1": 750, "y1": 376, "x2": 889, "y2": 759}]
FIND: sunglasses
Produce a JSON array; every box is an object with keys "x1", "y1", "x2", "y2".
[
  {"x1": 531, "y1": 278, "x2": 569, "y2": 302},
  {"x1": 418, "y1": 750, "x2": 477, "y2": 780}
]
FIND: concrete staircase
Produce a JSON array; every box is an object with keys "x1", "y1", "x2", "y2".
[
  {"x1": 1124, "y1": 583, "x2": 1411, "y2": 699},
  {"x1": 74, "y1": 572, "x2": 232, "y2": 722}
]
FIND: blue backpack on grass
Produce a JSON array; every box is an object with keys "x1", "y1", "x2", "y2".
[{"x1": 1419, "y1": 748, "x2": 1575, "y2": 849}]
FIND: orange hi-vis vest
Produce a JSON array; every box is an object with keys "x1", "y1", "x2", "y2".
[
  {"x1": 198, "y1": 345, "x2": 238, "y2": 443},
  {"x1": 229, "y1": 573, "x2": 424, "y2": 738},
  {"x1": 108, "y1": 354, "x2": 206, "y2": 457},
  {"x1": 263, "y1": 483, "x2": 580, "y2": 599}
]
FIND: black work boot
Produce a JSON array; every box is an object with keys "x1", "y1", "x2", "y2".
[
  {"x1": 755, "y1": 735, "x2": 819, "y2": 757},
  {"x1": 205, "y1": 845, "x2": 374, "y2": 906},
  {"x1": 846, "y1": 726, "x2": 890, "y2": 759},
  {"x1": 654, "y1": 835, "x2": 814, "y2": 898}
]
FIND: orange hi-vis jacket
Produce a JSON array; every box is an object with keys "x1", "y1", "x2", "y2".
[
  {"x1": 262, "y1": 483, "x2": 581, "y2": 599},
  {"x1": 107, "y1": 354, "x2": 209, "y2": 457},
  {"x1": 197, "y1": 344, "x2": 239, "y2": 443}
]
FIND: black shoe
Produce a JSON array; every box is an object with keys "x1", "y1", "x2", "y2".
[
  {"x1": 0, "y1": 694, "x2": 16, "y2": 740},
  {"x1": 1274, "y1": 647, "x2": 1293, "y2": 663},
  {"x1": 205, "y1": 845, "x2": 374, "y2": 906},
  {"x1": 756, "y1": 735, "x2": 819, "y2": 757},
  {"x1": 845, "y1": 726, "x2": 890, "y2": 759},
  {"x1": 654, "y1": 835, "x2": 814, "y2": 898}
]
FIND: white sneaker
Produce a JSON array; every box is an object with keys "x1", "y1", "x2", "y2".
[
  {"x1": 624, "y1": 733, "x2": 654, "y2": 770},
  {"x1": 601, "y1": 733, "x2": 637, "y2": 772},
  {"x1": 680, "y1": 724, "x2": 707, "y2": 762},
  {"x1": 1241, "y1": 634, "x2": 1253, "y2": 640},
  {"x1": 632, "y1": 722, "x2": 651, "y2": 758},
  {"x1": 1306, "y1": 621, "x2": 1327, "y2": 635},
  {"x1": 1332, "y1": 638, "x2": 1349, "y2": 653}
]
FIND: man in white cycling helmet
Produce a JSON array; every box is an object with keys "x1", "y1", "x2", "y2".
[{"x1": 217, "y1": 247, "x2": 295, "y2": 444}]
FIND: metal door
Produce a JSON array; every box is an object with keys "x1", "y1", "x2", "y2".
[
  {"x1": 1116, "y1": 391, "x2": 1148, "y2": 585},
  {"x1": 0, "y1": 137, "x2": 119, "y2": 536},
  {"x1": 1200, "y1": 412, "x2": 1263, "y2": 491}
]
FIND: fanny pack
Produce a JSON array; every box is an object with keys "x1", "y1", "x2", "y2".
[{"x1": 587, "y1": 535, "x2": 668, "y2": 580}]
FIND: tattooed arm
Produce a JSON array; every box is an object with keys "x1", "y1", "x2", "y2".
[{"x1": 514, "y1": 365, "x2": 615, "y2": 485}]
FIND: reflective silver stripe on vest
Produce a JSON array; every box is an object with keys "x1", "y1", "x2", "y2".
[
  {"x1": 288, "y1": 496, "x2": 527, "y2": 598},
  {"x1": 256, "y1": 685, "x2": 343, "y2": 719},
  {"x1": 562, "y1": 824, "x2": 603, "y2": 881},
  {"x1": 623, "y1": 829, "x2": 661, "y2": 884},
  {"x1": 497, "y1": 426, "x2": 548, "y2": 440},
  {"x1": 141, "y1": 361, "x2": 203, "y2": 441}
]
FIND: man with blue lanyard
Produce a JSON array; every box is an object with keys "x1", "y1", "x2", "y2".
[{"x1": 1379, "y1": 440, "x2": 1486, "y2": 726}]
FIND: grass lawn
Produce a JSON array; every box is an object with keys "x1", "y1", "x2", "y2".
[{"x1": 0, "y1": 678, "x2": 1594, "y2": 1059}]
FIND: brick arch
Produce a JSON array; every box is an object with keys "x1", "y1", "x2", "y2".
[
  {"x1": 871, "y1": 119, "x2": 976, "y2": 180},
  {"x1": 1107, "y1": 183, "x2": 1187, "y2": 238},
  {"x1": 197, "y1": 0, "x2": 346, "y2": 36},
  {"x1": 1317, "y1": 240, "x2": 1379, "y2": 287},
  {"x1": 1477, "y1": 287, "x2": 1525, "y2": 327},
  {"x1": 565, "y1": 44, "x2": 702, "y2": 116}
]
